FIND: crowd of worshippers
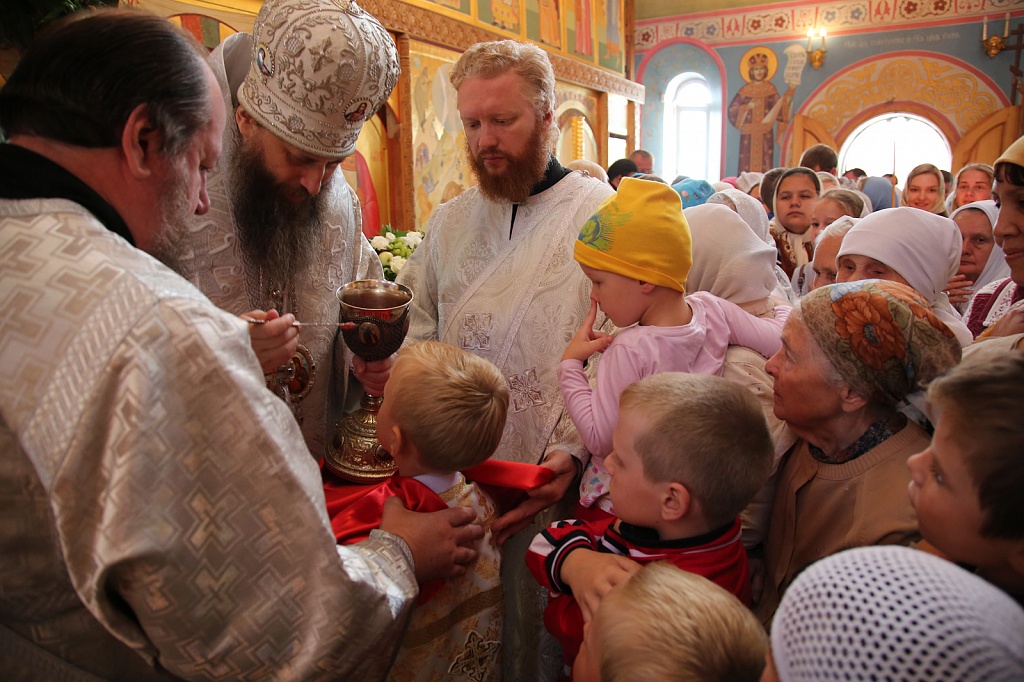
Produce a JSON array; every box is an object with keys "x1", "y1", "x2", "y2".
[{"x1": 2, "y1": 2, "x2": 1023, "y2": 681}]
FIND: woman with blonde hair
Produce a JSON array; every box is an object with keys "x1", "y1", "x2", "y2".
[
  {"x1": 902, "y1": 163, "x2": 948, "y2": 216},
  {"x1": 948, "y1": 162, "x2": 994, "y2": 212}
]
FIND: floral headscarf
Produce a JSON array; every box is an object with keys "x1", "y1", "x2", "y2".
[
  {"x1": 800, "y1": 280, "x2": 961, "y2": 406},
  {"x1": 671, "y1": 178, "x2": 715, "y2": 208}
]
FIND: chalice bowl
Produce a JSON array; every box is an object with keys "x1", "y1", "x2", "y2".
[{"x1": 324, "y1": 280, "x2": 413, "y2": 482}]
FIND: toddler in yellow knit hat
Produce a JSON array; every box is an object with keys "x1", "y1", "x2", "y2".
[{"x1": 557, "y1": 177, "x2": 791, "y2": 521}]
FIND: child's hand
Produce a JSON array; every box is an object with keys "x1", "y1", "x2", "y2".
[
  {"x1": 561, "y1": 549, "x2": 641, "y2": 623},
  {"x1": 353, "y1": 354, "x2": 394, "y2": 397},
  {"x1": 562, "y1": 300, "x2": 613, "y2": 362}
]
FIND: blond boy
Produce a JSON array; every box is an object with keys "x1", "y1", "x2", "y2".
[
  {"x1": 327, "y1": 341, "x2": 549, "y2": 681},
  {"x1": 907, "y1": 351, "x2": 1024, "y2": 602},
  {"x1": 574, "y1": 563, "x2": 767, "y2": 682},
  {"x1": 528, "y1": 372, "x2": 774, "y2": 674}
]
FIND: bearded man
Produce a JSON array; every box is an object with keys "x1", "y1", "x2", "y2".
[
  {"x1": 396, "y1": 39, "x2": 614, "y2": 681},
  {"x1": 176, "y1": 0, "x2": 398, "y2": 460},
  {"x1": 0, "y1": 9, "x2": 482, "y2": 679}
]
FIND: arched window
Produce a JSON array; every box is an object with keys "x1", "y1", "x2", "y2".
[
  {"x1": 663, "y1": 72, "x2": 721, "y2": 183},
  {"x1": 839, "y1": 114, "x2": 951, "y2": 184}
]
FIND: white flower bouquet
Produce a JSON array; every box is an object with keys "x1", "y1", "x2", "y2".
[{"x1": 371, "y1": 225, "x2": 423, "y2": 281}]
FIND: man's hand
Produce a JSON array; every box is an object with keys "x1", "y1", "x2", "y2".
[
  {"x1": 492, "y1": 449, "x2": 576, "y2": 546},
  {"x1": 560, "y1": 549, "x2": 640, "y2": 623},
  {"x1": 243, "y1": 309, "x2": 298, "y2": 372},
  {"x1": 562, "y1": 300, "x2": 612, "y2": 363},
  {"x1": 945, "y1": 274, "x2": 973, "y2": 306},
  {"x1": 380, "y1": 497, "x2": 483, "y2": 583},
  {"x1": 353, "y1": 354, "x2": 395, "y2": 397}
]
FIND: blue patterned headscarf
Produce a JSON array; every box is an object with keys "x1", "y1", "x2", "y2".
[{"x1": 671, "y1": 178, "x2": 715, "y2": 209}]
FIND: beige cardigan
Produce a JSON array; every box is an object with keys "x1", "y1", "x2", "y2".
[{"x1": 756, "y1": 421, "x2": 929, "y2": 624}]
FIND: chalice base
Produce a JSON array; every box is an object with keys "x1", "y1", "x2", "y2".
[{"x1": 325, "y1": 393, "x2": 397, "y2": 482}]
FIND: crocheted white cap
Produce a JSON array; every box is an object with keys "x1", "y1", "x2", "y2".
[
  {"x1": 772, "y1": 546, "x2": 1024, "y2": 681},
  {"x1": 238, "y1": 0, "x2": 399, "y2": 158}
]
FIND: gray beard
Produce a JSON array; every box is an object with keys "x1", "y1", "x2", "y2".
[
  {"x1": 149, "y1": 154, "x2": 192, "y2": 273},
  {"x1": 231, "y1": 135, "x2": 328, "y2": 289}
]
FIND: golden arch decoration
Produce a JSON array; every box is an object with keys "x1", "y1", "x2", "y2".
[{"x1": 797, "y1": 53, "x2": 1005, "y2": 148}]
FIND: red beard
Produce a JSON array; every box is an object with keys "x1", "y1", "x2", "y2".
[{"x1": 466, "y1": 120, "x2": 552, "y2": 204}]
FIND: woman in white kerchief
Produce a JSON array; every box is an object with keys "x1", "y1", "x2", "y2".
[
  {"x1": 707, "y1": 188, "x2": 797, "y2": 303},
  {"x1": 836, "y1": 206, "x2": 973, "y2": 348},
  {"x1": 947, "y1": 200, "x2": 1009, "y2": 315},
  {"x1": 687, "y1": 203, "x2": 786, "y2": 316},
  {"x1": 685, "y1": 203, "x2": 796, "y2": 549}
]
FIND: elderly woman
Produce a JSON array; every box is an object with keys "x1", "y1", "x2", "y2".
[
  {"x1": 836, "y1": 206, "x2": 974, "y2": 347},
  {"x1": 808, "y1": 215, "x2": 858, "y2": 291},
  {"x1": 946, "y1": 200, "x2": 1008, "y2": 315},
  {"x1": 755, "y1": 281, "x2": 961, "y2": 623},
  {"x1": 963, "y1": 138, "x2": 1024, "y2": 346},
  {"x1": 736, "y1": 170, "x2": 763, "y2": 199}
]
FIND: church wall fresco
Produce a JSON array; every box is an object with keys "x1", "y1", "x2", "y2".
[
  {"x1": 396, "y1": 0, "x2": 625, "y2": 75},
  {"x1": 636, "y1": 1, "x2": 1023, "y2": 177},
  {"x1": 408, "y1": 41, "x2": 472, "y2": 231}
]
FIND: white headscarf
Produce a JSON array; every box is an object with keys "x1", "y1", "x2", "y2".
[
  {"x1": 950, "y1": 199, "x2": 1010, "y2": 297},
  {"x1": 736, "y1": 171, "x2": 764, "y2": 194},
  {"x1": 706, "y1": 190, "x2": 797, "y2": 303},
  {"x1": 684, "y1": 204, "x2": 781, "y2": 313},
  {"x1": 837, "y1": 207, "x2": 973, "y2": 347},
  {"x1": 707, "y1": 189, "x2": 772, "y2": 245},
  {"x1": 851, "y1": 189, "x2": 873, "y2": 217}
]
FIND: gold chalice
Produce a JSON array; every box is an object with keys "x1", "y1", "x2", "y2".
[{"x1": 324, "y1": 280, "x2": 412, "y2": 482}]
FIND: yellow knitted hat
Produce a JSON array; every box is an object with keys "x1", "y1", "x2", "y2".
[
  {"x1": 574, "y1": 177, "x2": 692, "y2": 293},
  {"x1": 996, "y1": 135, "x2": 1024, "y2": 168}
]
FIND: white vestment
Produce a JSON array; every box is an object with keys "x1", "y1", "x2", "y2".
[
  {"x1": 390, "y1": 473, "x2": 503, "y2": 682},
  {"x1": 177, "y1": 34, "x2": 383, "y2": 461},
  {"x1": 397, "y1": 170, "x2": 614, "y2": 681},
  {"x1": 0, "y1": 197, "x2": 415, "y2": 680}
]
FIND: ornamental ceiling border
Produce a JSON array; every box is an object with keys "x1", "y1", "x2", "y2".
[
  {"x1": 636, "y1": 0, "x2": 1022, "y2": 51},
  {"x1": 796, "y1": 50, "x2": 1010, "y2": 144},
  {"x1": 361, "y1": 0, "x2": 645, "y2": 102}
]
